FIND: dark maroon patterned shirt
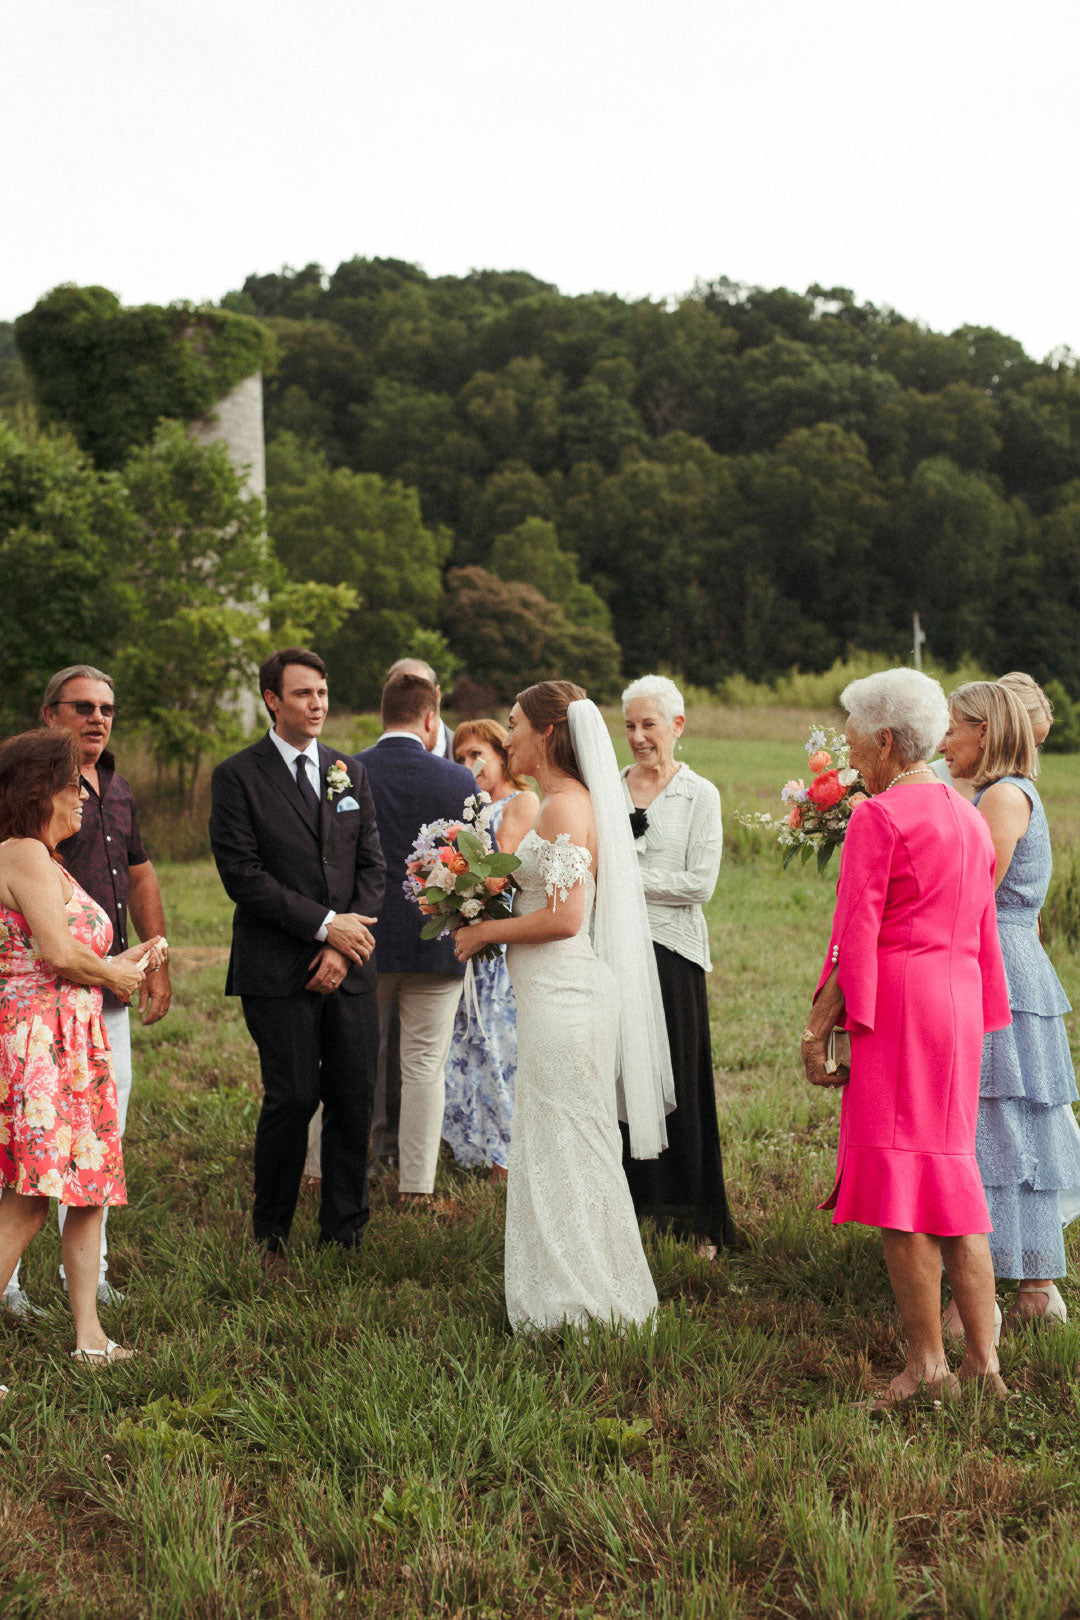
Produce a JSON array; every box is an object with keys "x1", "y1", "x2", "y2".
[{"x1": 57, "y1": 750, "x2": 149, "y2": 1007}]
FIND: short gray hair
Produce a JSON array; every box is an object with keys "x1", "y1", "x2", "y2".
[
  {"x1": 621, "y1": 674, "x2": 685, "y2": 725},
  {"x1": 42, "y1": 664, "x2": 114, "y2": 712},
  {"x1": 388, "y1": 656, "x2": 438, "y2": 686},
  {"x1": 841, "y1": 668, "x2": 949, "y2": 765}
]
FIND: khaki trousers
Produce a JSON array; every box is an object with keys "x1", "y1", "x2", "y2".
[{"x1": 376, "y1": 973, "x2": 463, "y2": 1193}]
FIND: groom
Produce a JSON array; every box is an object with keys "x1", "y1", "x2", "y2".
[{"x1": 209, "y1": 647, "x2": 385, "y2": 1263}]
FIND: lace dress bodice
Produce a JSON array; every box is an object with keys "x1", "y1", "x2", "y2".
[{"x1": 511, "y1": 829, "x2": 595, "y2": 937}]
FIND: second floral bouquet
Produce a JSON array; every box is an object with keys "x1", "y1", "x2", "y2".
[
  {"x1": 403, "y1": 794, "x2": 521, "y2": 962},
  {"x1": 740, "y1": 727, "x2": 867, "y2": 873}
]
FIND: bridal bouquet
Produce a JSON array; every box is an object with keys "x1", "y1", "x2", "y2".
[
  {"x1": 739, "y1": 726, "x2": 867, "y2": 873},
  {"x1": 402, "y1": 794, "x2": 521, "y2": 962}
]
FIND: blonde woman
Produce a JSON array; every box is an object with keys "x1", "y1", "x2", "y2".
[
  {"x1": 441, "y1": 720, "x2": 537, "y2": 1178},
  {"x1": 934, "y1": 671, "x2": 1054, "y2": 796},
  {"x1": 940, "y1": 681, "x2": 1080, "y2": 1329},
  {"x1": 997, "y1": 672, "x2": 1053, "y2": 747}
]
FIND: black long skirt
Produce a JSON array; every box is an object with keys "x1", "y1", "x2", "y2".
[{"x1": 621, "y1": 943, "x2": 737, "y2": 1249}]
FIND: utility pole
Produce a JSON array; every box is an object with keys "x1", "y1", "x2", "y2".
[{"x1": 913, "y1": 611, "x2": 926, "y2": 671}]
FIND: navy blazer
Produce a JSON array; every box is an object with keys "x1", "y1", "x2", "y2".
[
  {"x1": 358, "y1": 737, "x2": 478, "y2": 976},
  {"x1": 210, "y1": 734, "x2": 385, "y2": 997}
]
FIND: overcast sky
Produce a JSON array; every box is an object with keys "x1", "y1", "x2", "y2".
[{"x1": 5, "y1": 0, "x2": 1077, "y2": 358}]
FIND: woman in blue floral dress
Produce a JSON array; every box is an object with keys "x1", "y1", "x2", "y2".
[{"x1": 442, "y1": 721, "x2": 538, "y2": 1178}]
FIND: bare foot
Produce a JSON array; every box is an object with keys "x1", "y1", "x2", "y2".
[
  {"x1": 871, "y1": 1363, "x2": 957, "y2": 1409},
  {"x1": 397, "y1": 1192, "x2": 435, "y2": 1212}
]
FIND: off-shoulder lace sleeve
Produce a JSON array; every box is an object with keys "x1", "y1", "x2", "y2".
[{"x1": 538, "y1": 833, "x2": 592, "y2": 906}]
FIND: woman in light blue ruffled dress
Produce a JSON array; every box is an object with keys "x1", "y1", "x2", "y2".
[
  {"x1": 441, "y1": 721, "x2": 538, "y2": 1179},
  {"x1": 941, "y1": 681, "x2": 1080, "y2": 1330}
]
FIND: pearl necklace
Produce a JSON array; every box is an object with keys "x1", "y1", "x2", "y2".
[{"x1": 887, "y1": 766, "x2": 935, "y2": 789}]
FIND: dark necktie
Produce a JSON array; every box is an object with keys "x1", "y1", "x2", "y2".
[{"x1": 295, "y1": 753, "x2": 320, "y2": 824}]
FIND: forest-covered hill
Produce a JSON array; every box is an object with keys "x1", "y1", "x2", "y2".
[
  {"x1": 227, "y1": 259, "x2": 1080, "y2": 698},
  {"x1": 5, "y1": 259, "x2": 1080, "y2": 709}
]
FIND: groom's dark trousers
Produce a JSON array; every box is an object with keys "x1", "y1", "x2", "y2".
[{"x1": 210, "y1": 735, "x2": 385, "y2": 1249}]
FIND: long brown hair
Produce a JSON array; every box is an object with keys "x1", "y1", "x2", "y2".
[
  {"x1": 515, "y1": 681, "x2": 587, "y2": 785},
  {"x1": 0, "y1": 728, "x2": 82, "y2": 851},
  {"x1": 452, "y1": 718, "x2": 530, "y2": 792}
]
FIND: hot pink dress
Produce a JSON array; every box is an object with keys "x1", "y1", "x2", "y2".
[
  {"x1": 0, "y1": 880, "x2": 126, "y2": 1206},
  {"x1": 816, "y1": 783, "x2": 1010, "y2": 1234}
]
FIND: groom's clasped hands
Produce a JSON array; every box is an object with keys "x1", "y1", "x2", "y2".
[{"x1": 305, "y1": 911, "x2": 379, "y2": 994}]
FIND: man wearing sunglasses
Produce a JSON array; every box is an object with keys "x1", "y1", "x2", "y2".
[{"x1": 2, "y1": 663, "x2": 170, "y2": 1321}]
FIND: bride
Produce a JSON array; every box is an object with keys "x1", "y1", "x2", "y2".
[{"x1": 455, "y1": 680, "x2": 674, "y2": 1332}]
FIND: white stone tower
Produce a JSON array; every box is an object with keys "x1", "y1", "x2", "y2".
[{"x1": 188, "y1": 371, "x2": 268, "y2": 730}]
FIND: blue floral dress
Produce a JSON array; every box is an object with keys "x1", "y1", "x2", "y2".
[
  {"x1": 976, "y1": 775, "x2": 1080, "y2": 1278},
  {"x1": 441, "y1": 793, "x2": 520, "y2": 1171}
]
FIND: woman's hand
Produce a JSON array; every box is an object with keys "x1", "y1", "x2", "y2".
[
  {"x1": 802, "y1": 1032, "x2": 848, "y2": 1089},
  {"x1": 454, "y1": 921, "x2": 493, "y2": 963},
  {"x1": 117, "y1": 935, "x2": 169, "y2": 974},
  {"x1": 105, "y1": 954, "x2": 148, "y2": 1003}
]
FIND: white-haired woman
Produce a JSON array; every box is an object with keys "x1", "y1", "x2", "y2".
[
  {"x1": 802, "y1": 668, "x2": 1011, "y2": 1406},
  {"x1": 620, "y1": 675, "x2": 736, "y2": 1256}
]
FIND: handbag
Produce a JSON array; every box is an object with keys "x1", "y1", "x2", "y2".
[{"x1": 824, "y1": 1029, "x2": 851, "y2": 1076}]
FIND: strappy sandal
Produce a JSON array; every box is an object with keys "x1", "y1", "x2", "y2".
[{"x1": 70, "y1": 1339, "x2": 136, "y2": 1365}]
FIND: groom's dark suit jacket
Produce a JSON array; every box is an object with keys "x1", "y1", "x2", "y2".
[{"x1": 210, "y1": 734, "x2": 385, "y2": 997}]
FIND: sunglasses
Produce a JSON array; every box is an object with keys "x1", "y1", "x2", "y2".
[{"x1": 55, "y1": 701, "x2": 117, "y2": 719}]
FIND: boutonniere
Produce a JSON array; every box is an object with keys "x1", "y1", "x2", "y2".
[{"x1": 326, "y1": 759, "x2": 351, "y2": 801}]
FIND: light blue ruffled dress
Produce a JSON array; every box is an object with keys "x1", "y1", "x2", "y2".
[
  {"x1": 976, "y1": 775, "x2": 1080, "y2": 1278},
  {"x1": 441, "y1": 793, "x2": 520, "y2": 1171}
]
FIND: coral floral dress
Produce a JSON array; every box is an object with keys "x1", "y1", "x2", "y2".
[{"x1": 0, "y1": 874, "x2": 126, "y2": 1206}]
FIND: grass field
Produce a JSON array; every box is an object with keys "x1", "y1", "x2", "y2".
[{"x1": 5, "y1": 719, "x2": 1080, "y2": 1617}]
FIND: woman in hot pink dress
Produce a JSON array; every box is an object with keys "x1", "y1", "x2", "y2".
[
  {"x1": 802, "y1": 670, "x2": 1011, "y2": 1408},
  {"x1": 0, "y1": 730, "x2": 164, "y2": 1390}
]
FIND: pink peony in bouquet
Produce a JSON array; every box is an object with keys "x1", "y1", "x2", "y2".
[
  {"x1": 402, "y1": 793, "x2": 521, "y2": 961},
  {"x1": 740, "y1": 726, "x2": 867, "y2": 873}
]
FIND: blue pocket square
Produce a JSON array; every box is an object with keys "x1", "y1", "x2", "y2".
[{"x1": 336, "y1": 795, "x2": 360, "y2": 812}]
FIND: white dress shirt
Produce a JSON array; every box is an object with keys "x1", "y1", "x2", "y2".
[{"x1": 267, "y1": 729, "x2": 334, "y2": 940}]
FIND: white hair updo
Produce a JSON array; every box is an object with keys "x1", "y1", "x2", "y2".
[
  {"x1": 621, "y1": 674, "x2": 685, "y2": 725},
  {"x1": 840, "y1": 668, "x2": 949, "y2": 765}
]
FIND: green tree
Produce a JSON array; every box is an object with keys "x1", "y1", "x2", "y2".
[
  {"x1": 266, "y1": 432, "x2": 450, "y2": 708},
  {"x1": 0, "y1": 419, "x2": 138, "y2": 727},
  {"x1": 488, "y1": 518, "x2": 613, "y2": 633},
  {"x1": 112, "y1": 424, "x2": 339, "y2": 806},
  {"x1": 440, "y1": 566, "x2": 620, "y2": 701}
]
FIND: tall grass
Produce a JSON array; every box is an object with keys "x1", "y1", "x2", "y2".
[
  {"x1": 5, "y1": 732, "x2": 1080, "y2": 1616},
  {"x1": 714, "y1": 652, "x2": 993, "y2": 710}
]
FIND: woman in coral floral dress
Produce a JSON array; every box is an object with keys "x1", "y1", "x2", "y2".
[{"x1": 0, "y1": 729, "x2": 164, "y2": 1389}]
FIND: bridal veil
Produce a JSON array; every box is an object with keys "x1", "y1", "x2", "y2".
[{"x1": 567, "y1": 699, "x2": 676, "y2": 1158}]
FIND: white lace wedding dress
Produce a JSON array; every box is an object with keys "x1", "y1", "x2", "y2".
[{"x1": 504, "y1": 829, "x2": 659, "y2": 1332}]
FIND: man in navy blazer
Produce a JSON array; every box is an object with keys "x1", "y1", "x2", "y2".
[
  {"x1": 210, "y1": 647, "x2": 385, "y2": 1262},
  {"x1": 359, "y1": 672, "x2": 477, "y2": 1202}
]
